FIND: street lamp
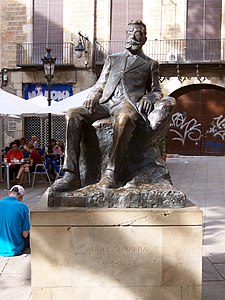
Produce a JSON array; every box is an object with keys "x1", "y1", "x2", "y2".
[
  {"x1": 41, "y1": 48, "x2": 56, "y2": 143},
  {"x1": 1, "y1": 68, "x2": 8, "y2": 87},
  {"x1": 75, "y1": 32, "x2": 88, "y2": 58}
]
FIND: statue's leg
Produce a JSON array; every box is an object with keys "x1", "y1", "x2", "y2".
[
  {"x1": 149, "y1": 96, "x2": 176, "y2": 131},
  {"x1": 50, "y1": 105, "x2": 109, "y2": 192},
  {"x1": 98, "y1": 101, "x2": 140, "y2": 189},
  {"x1": 63, "y1": 108, "x2": 85, "y2": 175}
]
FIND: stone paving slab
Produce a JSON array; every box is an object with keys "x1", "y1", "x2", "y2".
[
  {"x1": 0, "y1": 256, "x2": 8, "y2": 272},
  {"x1": 0, "y1": 255, "x2": 32, "y2": 300},
  {"x1": 204, "y1": 249, "x2": 225, "y2": 264},
  {"x1": 203, "y1": 282, "x2": 225, "y2": 300},
  {"x1": 202, "y1": 257, "x2": 223, "y2": 281},
  {"x1": 167, "y1": 156, "x2": 225, "y2": 300},
  {"x1": 214, "y1": 264, "x2": 225, "y2": 279}
]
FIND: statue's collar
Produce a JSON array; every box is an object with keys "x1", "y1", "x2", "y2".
[{"x1": 124, "y1": 49, "x2": 146, "y2": 59}]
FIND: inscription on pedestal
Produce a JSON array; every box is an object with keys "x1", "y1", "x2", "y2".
[
  {"x1": 87, "y1": 246, "x2": 149, "y2": 268},
  {"x1": 72, "y1": 227, "x2": 162, "y2": 287}
]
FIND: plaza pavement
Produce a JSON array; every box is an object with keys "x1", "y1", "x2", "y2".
[{"x1": 0, "y1": 156, "x2": 225, "y2": 299}]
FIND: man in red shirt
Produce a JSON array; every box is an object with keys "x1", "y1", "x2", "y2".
[
  {"x1": 6, "y1": 142, "x2": 24, "y2": 181},
  {"x1": 14, "y1": 144, "x2": 43, "y2": 182}
]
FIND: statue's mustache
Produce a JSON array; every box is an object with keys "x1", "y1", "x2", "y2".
[{"x1": 126, "y1": 39, "x2": 141, "y2": 46}]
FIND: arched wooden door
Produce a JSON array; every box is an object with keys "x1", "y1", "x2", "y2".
[{"x1": 167, "y1": 84, "x2": 225, "y2": 155}]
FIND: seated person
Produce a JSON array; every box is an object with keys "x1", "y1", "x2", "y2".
[
  {"x1": 56, "y1": 140, "x2": 65, "y2": 156},
  {"x1": 30, "y1": 135, "x2": 39, "y2": 149},
  {"x1": 6, "y1": 142, "x2": 24, "y2": 181},
  {"x1": 19, "y1": 137, "x2": 30, "y2": 158},
  {"x1": 53, "y1": 141, "x2": 64, "y2": 157},
  {"x1": 0, "y1": 185, "x2": 30, "y2": 256},
  {"x1": 14, "y1": 144, "x2": 43, "y2": 182},
  {"x1": 45, "y1": 139, "x2": 61, "y2": 179},
  {"x1": 53, "y1": 140, "x2": 65, "y2": 166},
  {"x1": 45, "y1": 139, "x2": 57, "y2": 159}
]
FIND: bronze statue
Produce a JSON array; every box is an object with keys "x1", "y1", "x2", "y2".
[
  {"x1": 49, "y1": 20, "x2": 185, "y2": 208},
  {"x1": 51, "y1": 20, "x2": 163, "y2": 191}
]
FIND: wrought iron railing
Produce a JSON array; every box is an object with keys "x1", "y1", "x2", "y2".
[
  {"x1": 16, "y1": 42, "x2": 75, "y2": 66},
  {"x1": 94, "y1": 39, "x2": 225, "y2": 64},
  {"x1": 16, "y1": 39, "x2": 225, "y2": 67}
]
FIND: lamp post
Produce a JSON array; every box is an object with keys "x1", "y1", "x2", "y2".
[
  {"x1": 1, "y1": 68, "x2": 8, "y2": 87},
  {"x1": 41, "y1": 48, "x2": 56, "y2": 143},
  {"x1": 75, "y1": 32, "x2": 89, "y2": 58}
]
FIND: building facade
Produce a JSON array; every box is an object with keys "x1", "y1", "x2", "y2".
[{"x1": 0, "y1": 0, "x2": 225, "y2": 154}]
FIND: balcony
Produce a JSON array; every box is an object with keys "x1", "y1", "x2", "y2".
[
  {"x1": 16, "y1": 39, "x2": 225, "y2": 70},
  {"x1": 16, "y1": 42, "x2": 75, "y2": 68},
  {"x1": 94, "y1": 39, "x2": 225, "y2": 65}
]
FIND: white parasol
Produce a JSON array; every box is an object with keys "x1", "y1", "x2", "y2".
[
  {"x1": 0, "y1": 89, "x2": 39, "y2": 115},
  {"x1": 0, "y1": 89, "x2": 40, "y2": 181},
  {"x1": 26, "y1": 95, "x2": 58, "y2": 109},
  {"x1": 34, "y1": 88, "x2": 93, "y2": 114}
]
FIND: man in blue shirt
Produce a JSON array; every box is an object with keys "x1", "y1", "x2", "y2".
[{"x1": 0, "y1": 185, "x2": 30, "y2": 256}]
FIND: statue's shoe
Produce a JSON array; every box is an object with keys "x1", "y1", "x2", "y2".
[
  {"x1": 50, "y1": 172, "x2": 81, "y2": 192},
  {"x1": 97, "y1": 174, "x2": 116, "y2": 189}
]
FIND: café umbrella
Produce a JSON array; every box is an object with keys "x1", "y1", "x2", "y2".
[
  {"x1": 0, "y1": 89, "x2": 39, "y2": 115},
  {"x1": 0, "y1": 89, "x2": 39, "y2": 181},
  {"x1": 34, "y1": 87, "x2": 93, "y2": 114},
  {"x1": 26, "y1": 95, "x2": 58, "y2": 110}
]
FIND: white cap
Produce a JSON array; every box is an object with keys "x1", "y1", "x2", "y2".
[{"x1": 10, "y1": 185, "x2": 25, "y2": 196}]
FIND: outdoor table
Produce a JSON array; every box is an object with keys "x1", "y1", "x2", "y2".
[{"x1": 3, "y1": 161, "x2": 22, "y2": 190}]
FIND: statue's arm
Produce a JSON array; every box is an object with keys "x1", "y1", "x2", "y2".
[
  {"x1": 84, "y1": 56, "x2": 111, "y2": 113},
  {"x1": 137, "y1": 60, "x2": 163, "y2": 116},
  {"x1": 149, "y1": 60, "x2": 163, "y2": 98}
]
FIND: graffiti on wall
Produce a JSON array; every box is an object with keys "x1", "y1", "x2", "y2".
[
  {"x1": 169, "y1": 112, "x2": 201, "y2": 145},
  {"x1": 169, "y1": 112, "x2": 225, "y2": 153},
  {"x1": 205, "y1": 115, "x2": 225, "y2": 141}
]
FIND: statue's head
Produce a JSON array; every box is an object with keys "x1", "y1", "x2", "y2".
[{"x1": 125, "y1": 20, "x2": 147, "y2": 54}]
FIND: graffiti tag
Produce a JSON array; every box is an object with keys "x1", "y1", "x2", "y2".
[
  {"x1": 205, "y1": 115, "x2": 225, "y2": 140},
  {"x1": 170, "y1": 112, "x2": 202, "y2": 145}
]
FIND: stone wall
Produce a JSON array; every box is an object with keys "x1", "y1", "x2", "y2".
[
  {"x1": 143, "y1": 0, "x2": 187, "y2": 40},
  {"x1": 0, "y1": 0, "x2": 31, "y2": 68}
]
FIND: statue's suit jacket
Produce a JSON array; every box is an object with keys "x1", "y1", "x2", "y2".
[{"x1": 87, "y1": 50, "x2": 162, "y2": 107}]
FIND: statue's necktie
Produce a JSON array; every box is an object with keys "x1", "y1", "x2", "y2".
[{"x1": 125, "y1": 54, "x2": 137, "y2": 70}]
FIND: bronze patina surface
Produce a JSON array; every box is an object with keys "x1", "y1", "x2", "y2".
[{"x1": 48, "y1": 20, "x2": 186, "y2": 208}]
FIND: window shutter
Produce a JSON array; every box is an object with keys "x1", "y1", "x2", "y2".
[
  {"x1": 111, "y1": 0, "x2": 143, "y2": 42},
  {"x1": 187, "y1": 0, "x2": 222, "y2": 39},
  {"x1": 186, "y1": 0, "x2": 222, "y2": 60},
  {"x1": 33, "y1": 0, "x2": 63, "y2": 63}
]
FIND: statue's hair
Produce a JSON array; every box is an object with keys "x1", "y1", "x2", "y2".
[{"x1": 127, "y1": 20, "x2": 147, "y2": 36}]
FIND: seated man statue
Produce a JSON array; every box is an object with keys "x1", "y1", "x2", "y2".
[{"x1": 50, "y1": 20, "x2": 175, "y2": 194}]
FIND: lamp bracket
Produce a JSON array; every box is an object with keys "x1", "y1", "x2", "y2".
[{"x1": 75, "y1": 32, "x2": 89, "y2": 58}]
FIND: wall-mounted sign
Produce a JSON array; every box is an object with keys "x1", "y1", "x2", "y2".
[{"x1": 23, "y1": 83, "x2": 73, "y2": 102}]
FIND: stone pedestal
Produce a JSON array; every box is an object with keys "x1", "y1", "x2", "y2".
[{"x1": 31, "y1": 191, "x2": 202, "y2": 300}]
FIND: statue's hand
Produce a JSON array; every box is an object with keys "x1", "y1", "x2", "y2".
[
  {"x1": 84, "y1": 98, "x2": 98, "y2": 113},
  {"x1": 137, "y1": 98, "x2": 152, "y2": 116}
]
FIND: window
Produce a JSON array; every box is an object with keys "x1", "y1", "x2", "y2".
[
  {"x1": 33, "y1": 0, "x2": 63, "y2": 63},
  {"x1": 8, "y1": 121, "x2": 17, "y2": 132},
  {"x1": 111, "y1": 0, "x2": 143, "y2": 43}
]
